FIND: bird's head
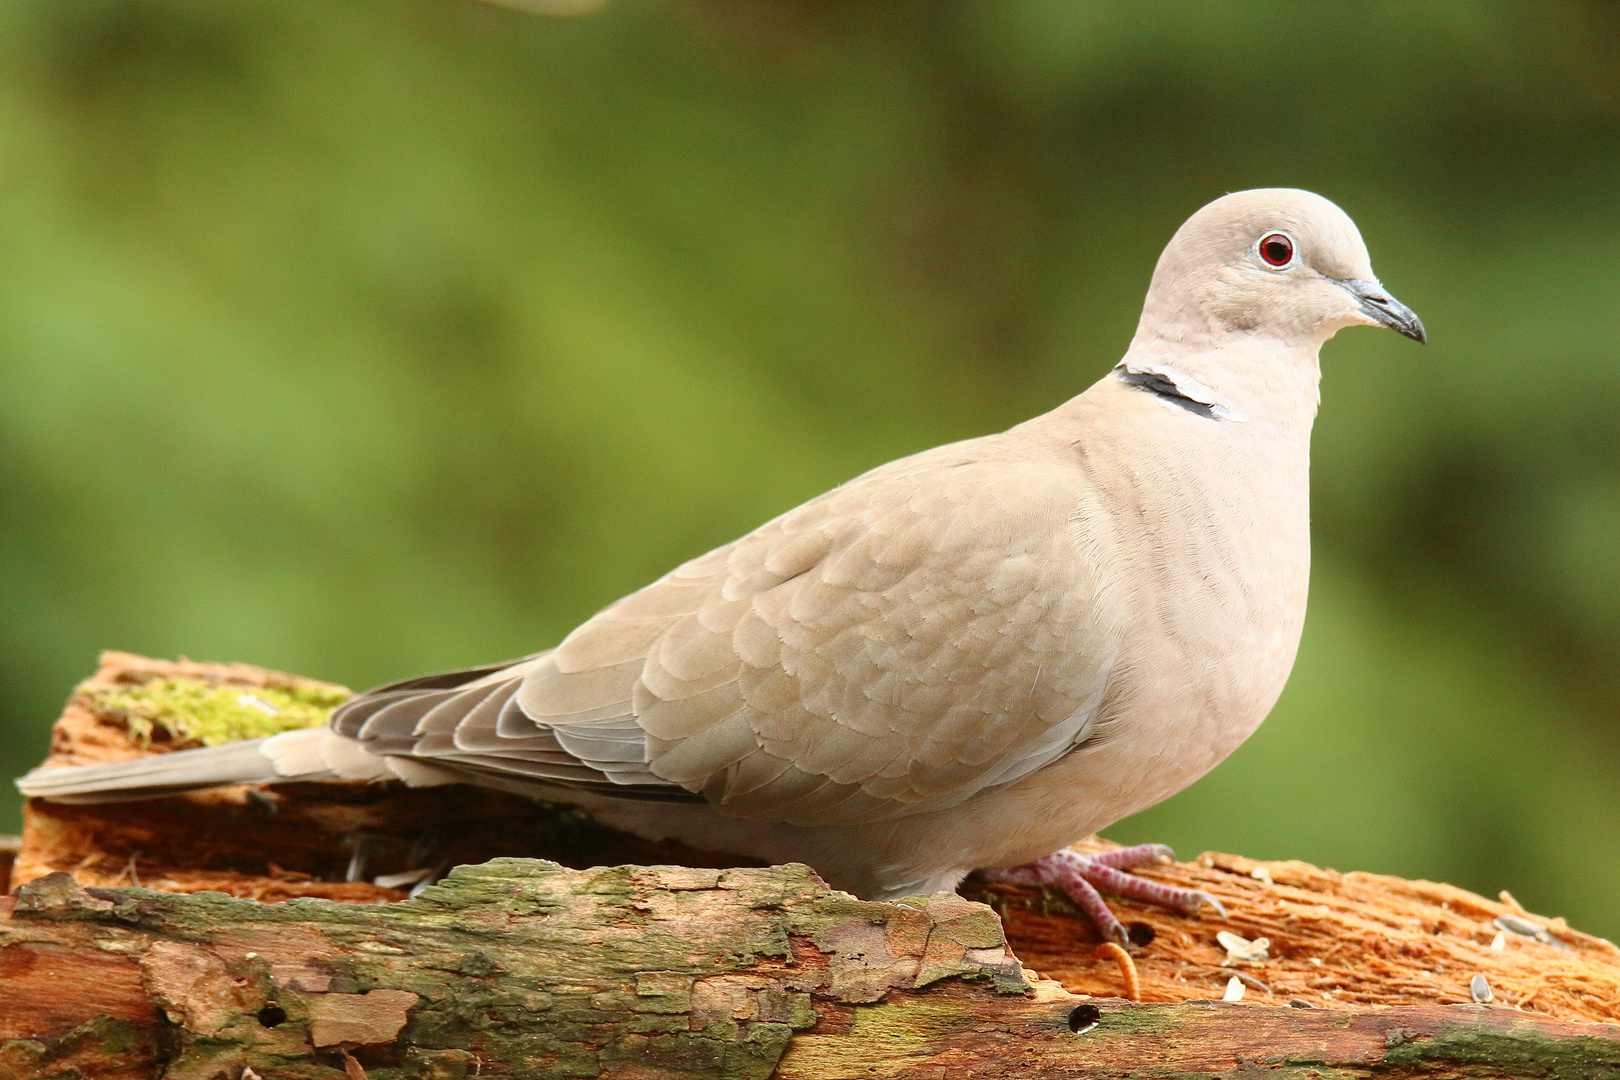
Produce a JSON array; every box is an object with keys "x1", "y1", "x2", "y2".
[{"x1": 1137, "y1": 188, "x2": 1425, "y2": 352}]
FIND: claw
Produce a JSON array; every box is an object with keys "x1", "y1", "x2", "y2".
[
  {"x1": 1085, "y1": 843, "x2": 1175, "y2": 870},
  {"x1": 341, "y1": 833, "x2": 381, "y2": 884},
  {"x1": 983, "y1": 846, "x2": 1223, "y2": 945},
  {"x1": 408, "y1": 862, "x2": 448, "y2": 899}
]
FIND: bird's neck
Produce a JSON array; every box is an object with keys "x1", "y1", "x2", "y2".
[{"x1": 1115, "y1": 332, "x2": 1323, "y2": 440}]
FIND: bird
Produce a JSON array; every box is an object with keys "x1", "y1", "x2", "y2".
[{"x1": 17, "y1": 188, "x2": 1425, "y2": 945}]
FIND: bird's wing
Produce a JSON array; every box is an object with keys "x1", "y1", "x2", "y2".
[{"x1": 335, "y1": 437, "x2": 1119, "y2": 826}]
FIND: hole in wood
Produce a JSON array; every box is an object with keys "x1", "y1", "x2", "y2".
[
  {"x1": 258, "y1": 1005, "x2": 288, "y2": 1028},
  {"x1": 1126, "y1": 921, "x2": 1156, "y2": 947},
  {"x1": 1067, "y1": 1003, "x2": 1101, "y2": 1034}
]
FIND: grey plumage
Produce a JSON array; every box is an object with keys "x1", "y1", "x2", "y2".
[{"x1": 16, "y1": 737, "x2": 295, "y2": 803}]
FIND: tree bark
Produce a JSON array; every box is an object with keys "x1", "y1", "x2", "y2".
[
  {"x1": 4, "y1": 861, "x2": 1620, "y2": 1080},
  {"x1": 7, "y1": 652, "x2": 1620, "y2": 1078}
]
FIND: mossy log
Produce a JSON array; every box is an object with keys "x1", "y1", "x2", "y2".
[
  {"x1": 5, "y1": 860, "x2": 1620, "y2": 1080},
  {"x1": 7, "y1": 653, "x2": 1620, "y2": 1078}
]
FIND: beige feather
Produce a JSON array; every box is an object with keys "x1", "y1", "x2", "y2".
[{"x1": 16, "y1": 189, "x2": 1425, "y2": 902}]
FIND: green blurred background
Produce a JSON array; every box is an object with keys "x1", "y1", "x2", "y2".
[{"x1": 2, "y1": 0, "x2": 1618, "y2": 936}]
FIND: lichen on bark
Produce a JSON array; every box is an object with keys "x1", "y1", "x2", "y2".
[
  {"x1": 1, "y1": 858, "x2": 1028, "y2": 1079},
  {"x1": 7, "y1": 857, "x2": 1620, "y2": 1078}
]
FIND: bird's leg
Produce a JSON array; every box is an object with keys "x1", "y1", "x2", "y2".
[
  {"x1": 341, "y1": 833, "x2": 382, "y2": 884},
  {"x1": 406, "y1": 825, "x2": 442, "y2": 870},
  {"x1": 982, "y1": 845, "x2": 1225, "y2": 947}
]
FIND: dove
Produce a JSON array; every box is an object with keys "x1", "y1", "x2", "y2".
[{"x1": 17, "y1": 189, "x2": 1424, "y2": 944}]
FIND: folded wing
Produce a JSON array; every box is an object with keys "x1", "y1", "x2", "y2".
[{"x1": 330, "y1": 439, "x2": 1117, "y2": 826}]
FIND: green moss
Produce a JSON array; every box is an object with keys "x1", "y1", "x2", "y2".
[
  {"x1": 79, "y1": 676, "x2": 349, "y2": 746},
  {"x1": 1091, "y1": 1002, "x2": 1191, "y2": 1038},
  {"x1": 1380, "y1": 1024, "x2": 1620, "y2": 1077},
  {"x1": 0, "y1": 1015, "x2": 162, "y2": 1077}
]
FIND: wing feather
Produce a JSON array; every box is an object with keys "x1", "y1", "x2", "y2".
[{"x1": 297, "y1": 437, "x2": 1116, "y2": 825}]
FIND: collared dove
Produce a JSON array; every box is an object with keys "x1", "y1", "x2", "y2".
[{"x1": 17, "y1": 189, "x2": 1424, "y2": 944}]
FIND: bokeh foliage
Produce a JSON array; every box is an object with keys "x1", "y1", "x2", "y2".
[{"x1": 2, "y1": 0, "x2": 1618, "y2": 935}]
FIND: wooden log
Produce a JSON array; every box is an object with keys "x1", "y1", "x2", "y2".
[
  {"x1": 0, "y1": 835, "x2": 17, "y2": 898},
  {"x1": 8, "y1": 652, "x2": 1620, "y2": 1077},
  {"x1": 4, "y1": 861, "x2": 1620, "y2": 1079}
]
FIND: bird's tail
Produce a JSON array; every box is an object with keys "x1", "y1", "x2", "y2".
[
  {"x1": 15, "y1": 654, "x2": 548, "y2": 805},
  {"x1": 14, "y1": 728, "x2": 335, "y2": 804}
]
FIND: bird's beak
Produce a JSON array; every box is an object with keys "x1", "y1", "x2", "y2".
[{"x1": 1335, "y1": 278, "x2": 1427, "y2": 344}]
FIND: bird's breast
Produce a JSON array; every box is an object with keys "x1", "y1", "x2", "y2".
[{"x1": 1085, "y1": 405, "x2": 1313, "y2": 793}]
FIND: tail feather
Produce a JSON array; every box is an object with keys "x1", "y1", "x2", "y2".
[
  {"x1": 15, "y1": 738, "x2": 295, "y2": 804},
  {"x1": 15, "y1": 651, "x2": 561, "y2": 805}
]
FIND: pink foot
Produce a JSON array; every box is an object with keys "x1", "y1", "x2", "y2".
[{"x1": 981, "y1": 844, "x2": 1226, "y2": 947}]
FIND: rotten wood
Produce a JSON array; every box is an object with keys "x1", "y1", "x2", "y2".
[
  {"x1": 6, "y1": 652, "x2": 1620, "y2": 1077},
  {"x1": 4, "y1": 861, "x2": 1620, "y2": 1079},
  {"x1": 967, "y1": 841, "x2": 1620, "y2": 1020},
  {"x1": 0, "y1": 835, "x2": 17, "y2": 897}
]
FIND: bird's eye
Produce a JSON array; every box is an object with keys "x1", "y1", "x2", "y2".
[{"x1": 1258, "y1": 232, "x2": 1295, "y2": 268}]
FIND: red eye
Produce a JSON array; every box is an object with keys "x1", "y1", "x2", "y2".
[{"x1": 1259, "y1": 232, "x2": 1294, "y2": 267}]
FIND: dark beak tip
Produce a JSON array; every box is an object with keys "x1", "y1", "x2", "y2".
[{"x1": 1340, "y1": 279, "x2": 1425, "y2": 346}]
